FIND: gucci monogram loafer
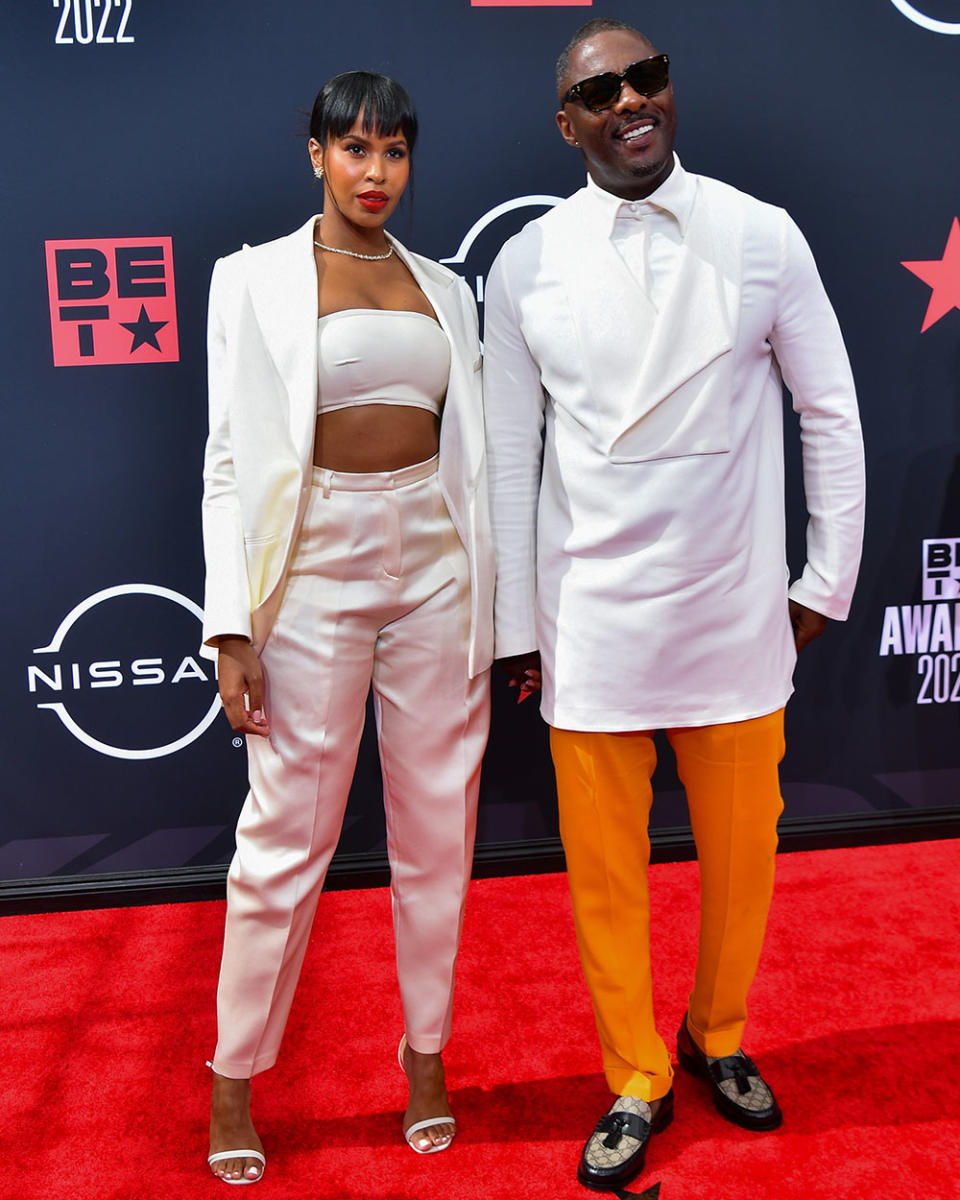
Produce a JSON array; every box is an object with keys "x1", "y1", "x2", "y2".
[
  {"x1": 676, "y1": 1013, "x2": 782, "y2": 1131},
  {"x1": 577, "y1": 1090, "x2": 674, "y2": 1192}
]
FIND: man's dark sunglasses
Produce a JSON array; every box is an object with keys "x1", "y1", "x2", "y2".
[{"x1": 562, "y1": 54, "x2": 670, "y2": 112}]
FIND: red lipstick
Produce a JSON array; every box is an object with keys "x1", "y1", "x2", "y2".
[{"x1": 358, "y1": 191, "x2": 389, "y2": 212}]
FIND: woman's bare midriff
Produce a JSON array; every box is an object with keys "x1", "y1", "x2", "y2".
[{"x1": 313, "y1": 405, "x2": 440, "y2": 472}]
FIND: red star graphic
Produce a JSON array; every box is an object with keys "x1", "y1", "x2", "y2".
[{"x1": 901, "y1": 217, "x2": 960, "y2": 332}]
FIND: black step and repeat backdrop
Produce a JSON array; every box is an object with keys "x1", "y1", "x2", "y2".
[{"x1": 3, "y1": 0, "x2": 959, "y2": 887}]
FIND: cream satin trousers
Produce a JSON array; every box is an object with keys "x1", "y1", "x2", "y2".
[{"x1": 213, "y1": 456, "x2": 490, "y2": 1079}]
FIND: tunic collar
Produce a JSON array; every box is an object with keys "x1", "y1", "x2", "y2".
[{"x1": 585, "y1": 154, "x2": 694, "y2": 236}]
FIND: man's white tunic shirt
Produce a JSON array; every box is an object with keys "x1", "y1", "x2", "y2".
[{"x1": 482, "y1": 158, "x2": 865, "y2": 730}]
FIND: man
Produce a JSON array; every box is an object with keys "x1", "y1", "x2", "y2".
[{"x1": 482, "y1": 17, "x2": 865, "y2": 1193}]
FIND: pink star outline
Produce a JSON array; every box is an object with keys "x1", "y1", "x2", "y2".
[{"x1": 901, "y1": 217, "x2": 960, "y2": 333}]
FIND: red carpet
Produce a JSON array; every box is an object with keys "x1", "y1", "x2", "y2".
[{"x1": 4, "y1": 839, "x2": 959, "y2": 1199}]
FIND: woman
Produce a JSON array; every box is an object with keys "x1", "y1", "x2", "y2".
[{"x1": 201, "y1": 70, "x2": 494, "y2": 1184}]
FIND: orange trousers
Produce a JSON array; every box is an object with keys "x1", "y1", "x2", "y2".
[{"x1": 550, "y1": 710, "x2": 785, "y2": 1101}]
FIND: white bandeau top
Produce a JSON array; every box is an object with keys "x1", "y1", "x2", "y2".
[{"x1": 316, "y1": 308, "x2": 451, "y2": 416}]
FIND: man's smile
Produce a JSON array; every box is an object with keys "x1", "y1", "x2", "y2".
[{"x1": 614, "y1": 117, "x2": 657, "y2": 142}]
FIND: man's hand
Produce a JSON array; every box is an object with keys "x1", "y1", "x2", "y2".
[
  {"x1": 497, "y1": 651, "x2": 542, "y2": 700},
  {"x1": 216, "y1": 636, "x2": 271, "y2": 736},
  {"x1": 788, "y1": 600, "x2": 828, "y2": 653}
]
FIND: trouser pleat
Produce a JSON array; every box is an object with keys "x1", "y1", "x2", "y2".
[{"x1": 212, "y1": 461, "x2": 488, "y2": 1077}]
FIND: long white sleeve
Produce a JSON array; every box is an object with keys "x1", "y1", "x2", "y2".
[
  {"x1": 771, "y1": 217, "x2": 866, "y2": 621},
  {"x1": 482, "y1": 248, "x2": 546, "y2": 658}
]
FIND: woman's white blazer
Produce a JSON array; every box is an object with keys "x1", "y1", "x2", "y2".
[{"x1": 200, "y1": 214, "x2": 495, "y2": 678}]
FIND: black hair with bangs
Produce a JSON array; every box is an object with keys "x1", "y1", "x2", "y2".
[{"x1": 309, "y1": 70, "x2": 418, "y2": 153}]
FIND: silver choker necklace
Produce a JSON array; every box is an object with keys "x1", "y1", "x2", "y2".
[{"x1": 313, "y1": 238, "x2": 394, "y2": 262}]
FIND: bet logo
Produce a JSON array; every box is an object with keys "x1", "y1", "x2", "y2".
[
  {"x1": 45, "y1": 236, "x2": 179, "y2": 366},
  {"x1": 27, "y1": 584, "x2": 221, "y2": 760},
  {"x1": 879, "y1": 538, "x2": 960, "y2": 705},
  {"x1": 923, "y1": 539, "x2": 960, "y2": 601},
  {"x1": 888, "y1": 1, "x2": 960, "y2": 34}
]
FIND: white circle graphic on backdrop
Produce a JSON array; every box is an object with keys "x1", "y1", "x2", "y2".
[
  {"x1": 889, "y1": 1, "x2": 960, "y2": 34},
  {"x1": 440, "y1": 195, "x2": 564, "y2": 268},
  {"x1": 440, "y1": 194, "x2": 563, "y2": 344},
  {"x1": 31, "y1": 583, "x2": 222, "y2": 761}
]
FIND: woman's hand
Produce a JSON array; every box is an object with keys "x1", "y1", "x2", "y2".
[
  {"x1": 497, "y1": 651, "x2": 542, "y2": 702},
  {"x1": 216, "y1": 636, "x2": 271, "y2": 737}
]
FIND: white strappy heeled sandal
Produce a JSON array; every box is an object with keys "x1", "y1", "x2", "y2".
[
  {"x1": 206, "y1": 1060, "x2": 266, "y2": 1184},
  {"x1": 398, "y1": 1035, "x2": 456, "y2": 1154},
  {"x1": 207, "y1": 1149, "x2": 266, "y2": 1185}
]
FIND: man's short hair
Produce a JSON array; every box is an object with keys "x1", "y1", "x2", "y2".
[{"x1": 555, "y1": 17, "x2": 650, "y2": 97}]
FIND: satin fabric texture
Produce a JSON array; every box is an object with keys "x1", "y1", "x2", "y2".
[
  {"x1": 549, "y1": 709, "x2": 785, "y2": 1101},
  {"x1": 201, "y1": 218, "x2": 494, "y2": 679},
  {"x1": 212, "y1": 459, "x2": 490, "y2": 1078}
]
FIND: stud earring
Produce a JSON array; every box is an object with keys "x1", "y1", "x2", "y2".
[{"x1": 313, "y1": 165, "x2": 324, "y2": 180}]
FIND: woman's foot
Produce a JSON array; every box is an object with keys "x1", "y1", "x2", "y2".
[
  {"x1": 399, "y1": 1040, "x2": 455, "y2": 1152},
  {"x1": 208, "y1": 1073, "x2": 265, "y2": 1182}
]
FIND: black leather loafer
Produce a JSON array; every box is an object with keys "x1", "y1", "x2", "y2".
[
  {"x1": 577, "y1": 1090, "x2": 674, "y2": 1191},
  {"x1": 676, "y1": 1013, "x2": 782, "y2": 1131}
]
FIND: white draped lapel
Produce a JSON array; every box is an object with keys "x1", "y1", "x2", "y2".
[
  {"x1": 244, "y1": 214, "x2": 320, "y2": 470},
  {"x1": 553, "y1": 183, "x2": 735, "y2": 460},
  {"x1": 553, "y1": 188, "x2": 657, "y2": 408}
]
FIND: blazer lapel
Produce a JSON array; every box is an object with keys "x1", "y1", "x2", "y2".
[
  {"x1": 390, "y1": 235, "x2": 459, "y2": 334},
  {"x1": 390, "y1": 237, "x2": 484, "y2": 487},
  {"x1": 243, "y1": 224, "x2": 481, "y2": 509},
  {"x1": 244, "y1": 214, "x2": 320, "y2": 469}
]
